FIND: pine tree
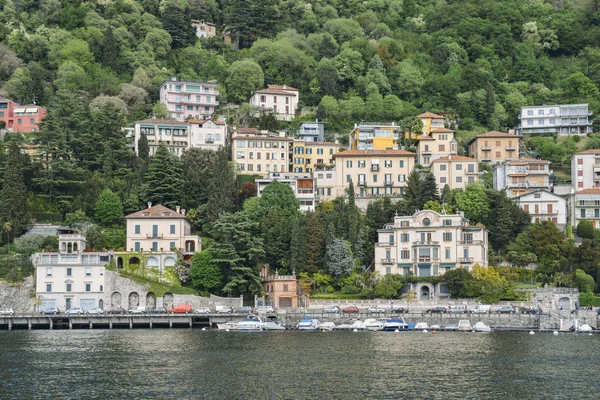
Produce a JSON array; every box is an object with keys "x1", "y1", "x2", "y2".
[
  {"x1": 418, "y1": 171, "x2": 439, "y2": 209},
  {"x1": 485, "y1": 82, "x2": 496, "y2": 126},
  {"x1": 404, "y1": 168, "x2": 422, "y2": 211},
  {"x1": 346, "y1": 179, "x2": 360, "y2": 248},
  {"x1": 94, "y1": 103, "x2": 132, "y2": 182},
  {"x1": 289, "y1": 215, "x2": 308, "y2": 274},
  {"x1": 305, "y1": 212, "x2": 324, "y2": 274},
  {"x1": 203, "y1": 149, "x2": 238, "y2": 222},
  {"x1": 101, "y1": 28, "x2": 120, "y2": 72},
  {"x1": 161, "y1": 1, "x2": 196, "y2": 49},
  {"x1": 262, "y1": 207, "x2": 291, "y2": 269},
  {"x1": 94, "y1": 188, "x2": 124, "y2": 225},
  {"x1": 144, "y1": 142, "x2": 183, "y2": 209},
  {"x1": 137, "y1": 133, "x2": 149, "y2": 164},
  {"x1": 0, "y1": 134, "x2": 29, "y2": 237}
]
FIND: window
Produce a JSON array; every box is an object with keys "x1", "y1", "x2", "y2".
[
  {"x1": 66, "y1": 283, "x2": 72, "y2": 292},
  {"x1": 445, "y1": 248, "x2": 451, "y2": 259},
  {"x1": 384, "y1": 160, "x2": 392, "y2": 168},
  {"x1": 17, "y1": 119, "x2": 22, "y2": 124},
  {"x1": 439, "y1": 145, "x2": 445, "y2": 152},
  {"x1": 134, "y1": 225, "x2": 140, "y2": 234},
  {"x1": 359, "y1": 160, "x2": 366, "y2": 168},
  {"x1": 456, "y1": 176, "x2": 462, "y2": 183},
  {"x1": 527, "y1": 110, "x2": 533, "y2": 116},
  {"x1": 399, "y1": 160, "x2": 404, "y2": 168},
  {"x1": 372, "y1": 174, "x2": 378, "y2": 183},
  {"x1": 443, "y1": 232, "x2": 452, "y2": 241},
  {"x1": 440, "y1": 165, "x2": 447, "y2": 171},
  {"x1": 170, "y1": 224, "x2": 176, "y2": 234},
  {"x1": 30, "y1": 118, "x2": 34, "y2": 124},
  {"x1": 46, "y1": 284, "x2": 52, "y2": 292},
  {"x1": 443, "y1": 219, "x2": 452, "y2": 226},
  {"x1": 66, "y1": 268, "x2": 72, "y2": 276},
  {"x1": 85, "y1": 268, "x2": 91, "y2": 276},
  {"x1": 317, "y1": 148, "x2": 323, "y2": 155},
  {"x1": 538, "y1": 119, "x2": 544, "y2": 125},
  {"x1": 85, "y1": 283, "x2": 91, "y2": 292},
  {"x1": 46, "y1": 268, "x2": 53, "y2": 276},
  {"x1": 260, "y1": 95, "x2": 266, "y2": 102},
  {"x1": 495, "y1": 152, "x2": 501, "y2": 159},
  {"x1": 401, "y1": 250, "x2": 410, "y2": 259},
  {"x1": 170, "y1": 241, "x2": 176, "y2": 250},
  {"x1": 577, "y1": 158, "x2": 583, "y2": 165},
  {"x1": 134, "y1": 242, "x2": 140, "y2": 252},
  {"x1": 401, "y1": 233, "x2": 410, "y2": 242},
  {"x1": 346, "y1": 160, "x2": 353, "y2": 168},
  {"x1": 440, "y1": 177, "x2": 447, "y2": 183},
  {"x1": 346, "y1": 174, "x2": 351, "y2": 182},
  {"x1": 152, "y1": 242, "x2": 158, "y2": 251},
  {"x1": 398, "y1": 174, "x2": 406, "y2": 182},
  {"x1": 283, "y1": 284, "x2": 289, "y2": 291},
  {"x1": 456, "y1": 164, "x2": 462, "y2": 170}
]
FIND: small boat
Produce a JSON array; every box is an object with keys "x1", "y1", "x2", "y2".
[
  {"x1": 445, "y1": 323, "x2": 458, "y2": 331},
  {"x1": 473, "y1": 322, "x2": 491, "y2": 332},
  {"x1": 317, "y1": 322, "x2": 336, "y2": 331},
  {"x1": 382, "y1": 318, "x2": 409, "y2": 331},
  {"x1": 578, "y1": 324, "x2": 593, "y2": 333},
  {"x1": 237, "y1": 315, "x2": 263, "y2": 331},
  {"x1": 217, "y1": 321, "x2": 238, "y2": 331},
  {"x1": 458, "y1": 320, "x2": 473, "y2": 332},
  {"x1": 262, "y1": 315, "x2": 286, "y2": 331},
  {"x1": 334, "y1": 320, "x2": 366, "y2": 330},
  {"x1": 414, "y1": 322, "x2": 429, "y2": 330},
  {"x1": 364, "y1": 318, "x2": 385, "y2": 331},
  {"x1": 298, "y1": 316, "x2": 319, "y2": 330}
]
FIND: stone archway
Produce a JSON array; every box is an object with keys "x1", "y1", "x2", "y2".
[
  {"x1": 129, "y1": 257, "x2": 140, "y2": 267},
  {"x1": 128, "y1": 292, "x2": 140, "y2": 309},
  {"x1": 558, "y1": 297, "x2": 571, "y2": 310},
  {"x1": 185, "y1": 240, "x2": 196, "y2": 252},
  {"x1": 111, "y1": 292, "x2": 122, "y2": 307},
  {"x1": 164, "y1": 256, "x2": 176, "y2": 267},
  {"x1": 117, "y1": 257, "x2": 124, "y2": 269},
  {"x1": 163, "y1": 293, "x2": 174, "y2": 309},
  {"x1": 147, "y1": 256, "x2": 159, "y2": 268},
  {"x1": 146, "y1": 292, "x2": 157, "y2": 307},
  {"x1": 420, "y1": 285, "x2": 431, "y2": 300}
]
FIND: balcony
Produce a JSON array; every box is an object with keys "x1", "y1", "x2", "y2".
[
  {"x1": 459, "y1": 257, "x2": 474, "y2": 263},
  {"x1": 508, "y1": 167, "x2": 528, "y2": 175},
  {"x1": 413, "y1": 257, "x2": 440, "y2": 263},
  {"x1": 481, "y1": 146, "x2": 492, "y2": 151},
  {"x1": 421, "y1": 149, "x2": 432, "y2": 155},
  {"x1": 358, "y1": 180, "x2": 366, "y2": 186},
  {"x1": 381, "y1": 259, "x2": 396, "y2": 265},
  {"x1": 205, "y1": 138, "x2": 214, "y2": 143},
  {"x1": 384, "y1": 180, "x2": 393, "y2": 186},
  {"x1": 505, "y1": 146, "x2": 517, "y2": 151},
  {"x1": 146, "y1": 234, "x2": 164, "y2": 239},
  {"x1": 371, "y1": 164, "x2": 379, "y2": 171},
  {"x1": 458, "y1": 240, "x2": 483, "y2": 245},
  {"x1": 413, "y1": 241, "x2": 439, "y2": 246},
  {"x1": 465, "y1": 169, "x2": 478, "y2": 175},
  {"x1": 527, "y1": 168, "x2": 549, "y2": 175}
]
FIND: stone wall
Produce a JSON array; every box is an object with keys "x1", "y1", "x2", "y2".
[{"x1": 0, "y1": 277, "x2": 35, "y2": 312}]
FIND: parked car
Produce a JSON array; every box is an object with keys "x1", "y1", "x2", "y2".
[
  {"x1": 367, "y1": 306, "x2": 385, "y2": 313},
  {"x1": 391, "y1": 307, "x2": 407, "y2": 314},
  {"x1": 194, "y1": 307, "x2": 211, "y2": 314},
  {"x1": 470, "y1": 305, "x2": 491, "y2": 314},
  {"x1": 323, "y1": 305, "x2": 340, "y2": 313},
  {"x1": 448, "y1": 305, "x2": 468, "y2": 314},
  {"x1": 129, "y1": 306, "x2": 148, "y2": 314},
  {"x1": 150, "y1": 307, "x2": 167, "y2": 314},
  {"x1": 426, "y1": 306, "x2": 447, "y2": 314},
  {"x1": 497, "y1": 306, "x2": 515, "y2": 314},
  {"x1": 236, "y1": 306, "x2": 253, "y2": 314},
  {"x1": 41, "y1": 307, "x2": 60, "y2": 315},
  {"x1": 522, "y1": 307, "x2": 542, "y2": 315},
  {"x1": 168, "y1": 304, "x2": 192, "y2": 314},
  {"x1": 256, "y1": 306, "x2": 275, "y2": 313},
  {"x1": 85, "y1": 308, "x2": 103, "y2": 315},
  {"x1": 342, "y1": 306, "x2": 359, "y2": 313},
  {"x1": 65, "y1": 307, "x2": 84, "y2": 315},
  {"x1": 215, "y1": 305, "x2": 233, "y2": 313},
  {"x1": 108, "y1": 307, "x2": 126, "y2": 315},
  {"x1": 0, "y1": 308, "x2": 14, "y2": 316}
]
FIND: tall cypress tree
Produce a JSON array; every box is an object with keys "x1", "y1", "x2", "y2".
[
  {"x1": 289, "y1": 215, "x2": 308, "y2": 274},
  {"x1": 305, "y1": 212, "x2": 324, "y2": 274},
  {"x1": 101, "y1": 28, "x2": 120, "y2": 72},
  {"x1": 0, "y1": 134, "x2": 29, "y2": 237},
  {"x1": 161, "y1": 1, "x2": 196, "y2": 49},
  {"x1": 93, "y1": 103, "x2": 132, "y2": 182},
  {"x1": 418, "y1": 171, "x2": 439, "y2": 209},
  {"x1": 404, "y1": 168, "x2": 422, "y2": 211},
  {"x1": 137, "y1": 133, "x2": 149, "y2": 164},
  {"x1": 144, "y1": 142, "x2": 183, "y2": 209}
]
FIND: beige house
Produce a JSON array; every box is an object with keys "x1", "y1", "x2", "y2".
[
  {"x1": 333, "y1": 149, "x2": 416, "y2": 198},
  {"x1": 430, "y1": 155, "x2": 479, "y2": 191},
  {"x1": 512, "y1": 190, "x2": 567, "y2": 229},
  {"x1": 292, "y1": 139, "x2": 338, "y2": 173},
  {"x1": 315, "y1": 168, "x2": 338, "y2": 202},
  {"x1": 493, "y1": 158, "x2": 553, "y2": 198},
  {"x1": 416, "y1": 127, "x2": 458, "y2": 166},
  {"x1": 468, "y1": 131, "x2": 520, "y2": 163},
  {"x1": 188, "y1": 119, "x2": 227, "y2": 151},
  {"x1": 124, "y1": 204, "x2": 201, "y2": 254},
  {"x1": 250, "y1": 85, "x2": 299, "y2": 121},
  {"x1": 405, "y1": 112, "x2": 446, "y2": 140},
  {"x1": 191, "y1": 20, "x2": 217, "y2": 38},
  {"x1": 571, "y1": 149, "x2": 600, "y2": 191},
  {"x1": 231, "y1": 128, "x2": 292, "y2": 175}
]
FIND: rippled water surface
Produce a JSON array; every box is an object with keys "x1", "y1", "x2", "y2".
[{"x1": 1, "y1": 330, "x2": 599, "y2": 399}]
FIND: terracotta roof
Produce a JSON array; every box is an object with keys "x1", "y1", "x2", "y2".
[
  {"x1": 136, "y1": 118, "x2": 188, "y2": 125},
  {"x1": 305, "y1": 141, "x2": 337, "y2": 146},
  {"x1": 333, "y1": 149, "x2": 416, "y2": 158},
  {"x1": 416, "y1": 135, "x2": 435, "y2": 141},
  {"x1": 124, "y1": 205, "x2": 186, "y2": 219},
  {"x1": 254, "y1": 89, "x2": 298, "y2": 96},
  {"x1": 575, "y1": 149, "x2": 600, "y2": 155},
  {"x1": 576, "y1": 189, "x2": 600, "y2": 195},
  {"x1": 510, "y1": 157, "x2": 550, "y2": 164},
  {"x1": 267, "y1": 84, "x2": 299, "y2": 91},
  {"x1": 430, "y1": 127, "x2": 455, "y2": 133},
  {"x1": 236, "y1": 128, "x2": 260, "y2": 134},
  {"x1": 188, "y1": 119, "x2": 226, "y2": 125},
  {"x1": 432, "y1": 155, "x2": 478, "y2": 162},
  {"x1": 477, "y1": 131, "x2": 516, "y2": 138},
  {"x1": 417, "y1": 112, "x2": 445, "y2": 119}
]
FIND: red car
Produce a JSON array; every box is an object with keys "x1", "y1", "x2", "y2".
[
  {"x1": 342, "y1": 306, "x2": 359, "y2": 313},
  {"x1": 168, "y1": 304, "x2": 192, "y2": 314}
]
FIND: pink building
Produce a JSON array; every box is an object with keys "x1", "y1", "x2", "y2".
[
  {"x1": 0, "y1": 97, "x2": 46, "y2": 132},
  {"x1": 159, "y1": 78, "x2": 219, "y2": 121}
]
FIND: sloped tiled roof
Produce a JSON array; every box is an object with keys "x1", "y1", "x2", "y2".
[
  {"x1": 430, "y1": 127, "x2": 455, "y2": 133},
  {"x1": 333, "y1": 149, "x2": 416, "y2": 158},
  {"x1": 575, "y1": 149, "x2": 600, "y2": 155},
  {"x1": 188, "y1": 119, "x2": 226, "y2": 125},
  {"x1": 254, "y1": 88, "x2": 298, "y2": 96},
  {"x1": 432, "y1": 155, "x2": 477, "y2": 162},
  {"x1": 124, "y1": 205, "x2": 186, "y2": 219},
  {"x1": 136, "y1": 118, "x2": 188, "y2": 125},
  {"x1": 416, "y1": 135, "x2": 436, "y2": 141},
  {"x1": 576, "y1": 189, "x2": 600, "y2": 195},
  {"x1": 267, "y1": 84, "x2": 299, "y2": 91},
  {"x1": 417, "y1": 112, "x2": 445, "y2": 119}
]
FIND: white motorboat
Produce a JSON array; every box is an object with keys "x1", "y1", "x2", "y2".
[
  {"x1": 414, "y1": 322, "x2": 429, "y2": 330},
  {"x1": 262, "y1": 315, "x2": 286, "y2": 331},
  {"x1": 473, "y1": 322, "x2": 491, "y2": 332},
  {"x1": 364, "y1": 318, "x2": 385, "y2": 331},
  {"x1": 297, "y1": 316, "x2": 319, "y2": 330},
  {"x1": 317, "y1": 322, "x2": 336, "y2": 331},
  {"x1": 217, "y1": 321, "x2": 238, "y2": 331},
  {"x1": 237, "y1": 315, "x2": 264, "y2": 331},
  {"x1": 578, "y1": 324, "x2": 593, "y2": 333},
  {"x1": 458, "y1": 320, "x2": 473, "y2": 332},
  {"x1": 382, "y1": 318, "x2": 409, "y2": 331}
]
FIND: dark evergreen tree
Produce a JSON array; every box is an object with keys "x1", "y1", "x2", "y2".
[
  {"x1": 144, "y1": 142, "x2": 183, "y2": 209},
  {"x1": 203, "y1": 149, "x2": 238, "y2": 223},
  {"x1": 93, "y1": 103, "x2": 132, "y2": 183},
  {"x1": 161, "y1": 1, "x2": 196, "y2": 49},
  {"x1": 289, "y1": 215, "x2": 308, "y2": 274},
  {"x1": 0, "y1": 134, "x2": 30, "y2": 238},
  {"x1": 305, "y1": 212, "x2": 324, "y2": 274},
  {"x1": 404, "y1": 168, "x2": 422, "y2": 211},
  {"x1": 137, "y1": 133, "x2": 150, "y2": 165},
  {"x1": 101, "y1": 28, "x2": 120, "y2": 72},
  {"x1": 262, "y1": 207, "x2": 291, "y2": 270},
  {"x1": 346, "y1": 179, "x2": 360, "y2": 247},
  {"x1": 418, "y1": 171, "x2": 439, "y2": 209}
]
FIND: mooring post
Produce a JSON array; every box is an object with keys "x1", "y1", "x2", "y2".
[{"x1": 49, "y1": 318, "x2": 53, "y2": 330}]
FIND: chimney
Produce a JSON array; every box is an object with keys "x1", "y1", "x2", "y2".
[
  {"x1": 176, "y1": 206, "x2": 181, "y2": 214},
  {"x1": 181, "y1": 209, "x2": 186, "y2": 216},
  {"x1": 147, "y1": 202, "x2": 152, "y2": 208}
]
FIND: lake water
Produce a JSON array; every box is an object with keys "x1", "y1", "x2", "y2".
[{"x1": 0, "y1": 330, "x2": 599, "y2": 399}]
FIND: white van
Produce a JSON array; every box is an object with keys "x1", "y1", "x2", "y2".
[
  {"x1": 215, "y1": 305, "x2": 232, "y2": 313},
  {"x1": 470, "y1": 305, "x2": 491, "y2": 314},
  {"x1": 449, "y1": 305, "x2": 468, "y2": 314},
  {"x1": 129, "y1": 306, "x2": 148, "y2": 314}
]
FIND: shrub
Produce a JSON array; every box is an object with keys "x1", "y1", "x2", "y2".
[
  {"x1": 577, "y1": 220, "x2": 595, "y2": 239},
  {"x1": 14, "y1": 235, "x2": 46, "y2": 254}
]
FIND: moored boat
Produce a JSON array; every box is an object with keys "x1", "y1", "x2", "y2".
[
  {"x1": 458, "y1": 320, "x2": 473, "y2": 332},
  {"x1": 262, "y1": 315, "x2": 286, "y2": 330},
  {"x1": 297, "y1": 316, "x2": 319, "y2": 330},
  {"x1": 217, "y1": 321, "x2": 238, "y2": 331},
  {"x1": 414, "y1": 322, "x2": 429, "y2": 330},
  {"x1": 473, "y1": 322, "x2": 491, "y2": 332},
  {"x1": 317, "y1": 322, "x2": 336, "y2": 331},
  {"x1": 237, "y1": 315, "x2": 263, "y2": 331},
  {"x1": 364, "y1": 318, "x2": 385, "y2": 331},
  {"x1": 382, "y1": 318, "x2": 409, "y2": 331}
]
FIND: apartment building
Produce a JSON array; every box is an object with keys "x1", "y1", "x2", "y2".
[
  {"x1": 249, "y1": 85, "x2": 299, "y2": 121},
  {"x1": 404, "y1": 112, "x2": 446, "y2": 140},
  {"x1": 314, "y1": 168, "x2": 337, "y2": 202},
  {"x1": 34, "y1": 234, "x2": 111, "y2": 312},
  {"x1": 231, "y1": 128, "x2": 292, "y2": 175},
  {"x1": 297, "y1": 120, "x2": 325, "y2": 142},
  {"x1": 430, "y1": 155, "x2": 479, "y2": 191},
  {"x1": 134, "y1": 118, "x2": 190, "y2": 156},
  {"x1": 415, "y1": 127, "x2": 458, "y2": 166},
  {"x1": 515, "y1": 104, "x2": 593, "y2": 136},
  {"x1": 191, "y1": 19, "x2": 216, "y2": 38},
  {"x1": 493, "y1": 158, "x2": 553, "y2": 198},
  {"x1": 468, "y1": 131, "x2": 520, "y2": 163},
  {"x1": 159, "y1": 78, "x2": 219, "y2": 121},
  {"x1": 333, "y1": 149, "x2": 416, "y2": 198},
  {"x1": 349, "y1": 122, "x2": 399, "y2": 150},
  {"x1": 255, "y1": 172, "x2": 316, "y2": 212},
  {"x1": 0, "y1": 97, "x2": 46, "y2": 132},
  {"x1": 292, "y1": 139, "x2": 338, "y2": 173},
  {"x1": 188, "y1": 118, "x2": 227, "y2": 150},
  {"x1": 374, "y1": 210, "x2": 488, "y2": 279},
  {"x1": 124, "y1": 204, "x2": 201, "y2": 254},
  {"x1": 571, "y1": 149, "x2": 600, "y2": 190},
  {"x1": 512, "y1": 190, "x2": 567, "y2": 229},
  {"x1": 569, "y1": 189, "x2": 600, "y2": 229}
]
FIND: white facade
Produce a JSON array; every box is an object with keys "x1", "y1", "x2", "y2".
[
  {"x1": 159, "y1": 78, "x2": 219, "y2": 121},
  {"x1": 315, "y1": 168, "x2": 338, "y2": 202},
  {"x1": 189, "y1": 119, "x2": 227, "y2": 150},
  {"x1": 516, "y1": 104, "x2": 593, "y2": 136},
  {"x1": 374, "y1": 211, "x2": 488, "y2": 277},
  {"x1": 34, "y1": 235, "x2": 111, "y2": 312},
  {"x1": 570, "y1": 190, "x2": 600, "y2": 229},
  {"x1": 430, "y1": 155, "x2": 479, "y2": 191},
  {"x1": 134, "y1": 119, "x2": 190, "y2": 156},
  {"x1": 249, "y1": 85, "x2": 299, "y2": 121},
  {"x1": 512, "y1": 190, "x2": 567, "y2": 229},
  {"x1": 255, "y1": 172, "x2": 316, "y2": 212},
  {"x1": 493, "y1": 158, "x2": 553, "y2": 198},
  {"x1": 571, "y1": 150, "x2": 600, "y2": 191}
]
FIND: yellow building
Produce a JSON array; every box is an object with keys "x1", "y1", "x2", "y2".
[
  {"x1": 405, "y1": 112, "x2": 446, "y2": 140},
  {"x1": 416, "y1": 127, "x2": 458, "y2": 166},
  {"x1": 231, "y1": 128, "x2": 292, "y2": 175},
  {"x1": 292, "y1": 139, "x2": 338, "y2": 173},
  {"x1": 468, "y1": 131, "x2": 520, "y2": 163},
  {"x1": 349, "y1": 122, "x2": 399, "y2": 150}
]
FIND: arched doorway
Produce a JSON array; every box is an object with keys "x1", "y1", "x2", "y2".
[
  {"x1": 129, "y1": 257, "x2": 140, "y2": 267},
  {"x1": 99, "y1": 299, "x2": 104, "y2": 310},
  {"x1": 185, "y1": 240, "x2": 195, "y2": 252},
  {"x1": 558, "y1": 297, "x2": 571, "y2": 310},
  {"x1": 147, "y1": 256, "x2": 159, "y2": 268},
  {"x1": 111, "y1": 292, "x2": 122, "y2": 307},
  {"x1": 164, "y1": 256, "x2": 176, "y2": 267},
  {"x1": 117, "y1": 257, "x2": 124, "y2": 269},
  {"x1": 163, "y1": 293, "x2": 174, "y2": 309},
  {"x1": 146, "y1": 292, "x2": 156, "y2": 307},
  {"x1": 128, "y1": 292, "x2": 140, "y2": 309},
  {"x1": 420, "y1": 285, "x2": 431, "y2": 300}
]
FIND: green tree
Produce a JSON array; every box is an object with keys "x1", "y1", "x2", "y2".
[
  {"x1": 137, "y1": 134, "x2": 149, "y2": 164},
  {"x1": 404, "y1": 168, "x2": 422, "y2": 211},
  {"x1": 160, "y1": 1, "x2": 196, "y2": 49},
  {"x1": 455, "y1": 183, "x2": 490, "y2": 224},
  {"x1": 305, "y1": 212, "x2": 324, "y2": 274},
  {"x1": 190, "y1": 249, "x2": 223, "y2": 293},
  {"x1": 574, "y1": 269, "x2": 596, "y2": 293},
  {"x1": 94, "y1": 188, "x2": 123, "y2": 225},
  {"x1": 225, "y1": 59, "x2": 265, "y2": 104},
  {"x1": 0, "y1": 135, "x2": 29, "y2": 238},
  {"x1": 144, "y1": 142, "x2": 183, "y2": 209},
  {"x1": 326, "y1": 238, "x2": 355, "y2": 279},
  {"x1": 577, "y1": 220, "x2": 595, "y2": 239},
  {"x1": 443, "y1": 268, "x2": 476, "y2": 298},
  {"x1": 257, "y1": 181, "x2": 299, "y2": 221},
  {"x1": 418, "y1": 171, "x2": 439, "y2": 209},
  {"x1": 289, "y1": 215, "x2": 308, "y2": 274}
]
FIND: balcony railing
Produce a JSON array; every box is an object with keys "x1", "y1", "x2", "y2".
[
  {"x1": 146, "y1": 234, "x2": 164, "y2": 239},
  {"x1": 458, "y1": 240, "x2": 483, "y2": 245},
  {"x1": 358, "y1": 180, "x2": 366, "y2": 186},
  {"x1": 371, "y1": 164, "x2": 379, "y2": 171},
  {"x1": 421, "y1": 149, "x2": 432, "y2": 154},
  {"x1": 205, "y1": 138, "x2": 214, "y2": 143},
  {"x1": 505, "y1": 146, "x2": 517, "y2": 151},
  {"x1": 413, "y1": 241, "x2": 439, "y2": 246},
  {"x1": 413, "y1": 257, "x2": 440, "y2": 263},
  {"x1": 381, "y1": 259, "x2": 395, "y2": 265},
  {"x1": 384, "y1": 180, "x2": 393, "y2": 186},
  {"x1": 481, "y1": 146, "x2": 492, "y2": 151},
  {"x1": 459, "y1": 257, "x2": 474, "y2": 263}
]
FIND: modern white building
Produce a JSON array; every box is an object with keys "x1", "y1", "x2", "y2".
[
  {"x1": 297, "y1": 120, "x2": 326, "y2": 142},
  {"x1": 249, "y1": 85, "x2": 299, "y2": 121},
  {"x1": 374, "y1": 210, "x2": 488, "y2": 279},
  {"x1": 569, "y1": 189, "x2": 600, "y2": 229},
  {"x1": 188, "y1": 118, "x2": 227, "y2": 150},
  {"x1": 515, "y1": 104, "x2": 593, "y2": 136},
  {"x1": 34, "y1": 234, "x2": 112, "y2": 312},
  {"x1": 255, "y1": 172, "x2": 316, "y2": 212},
  {"x1": 571, "y1": 149, "x2": 600, "y2": 191},
  {"x1": 512, "y1": 190, "x2": 567, "y2": 229},
  {"x1": 493, "y1": 158, "x2": 553, "y2": 198},
  {"x1": 134, "y1": 118, "x2": 190, "y2": 156},
  {"x1": 159, "y1": 78, "x2": 219, "y2": 121}
]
